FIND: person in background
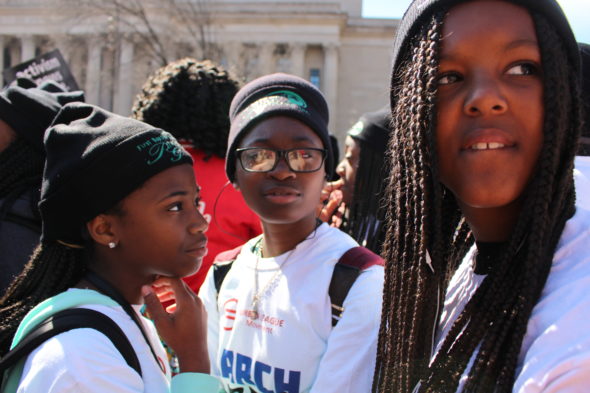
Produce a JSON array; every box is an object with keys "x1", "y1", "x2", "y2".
[
  {"x1": 320, "y1": 108, "x2": 390, "y2": 254},
  {"x1": 0, "y1": 78, "x2": 84, "y2": 295},
  {"x1": 132, "y1": 58, "x2": 261, "y2": 293},
  {"x1": 374, "y1": 0, "x2": 590, "y2": 391}
]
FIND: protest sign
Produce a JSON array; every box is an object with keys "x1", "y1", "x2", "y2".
[{"x1": 2, "y1": 49, "x2": 79, "y2": 91}]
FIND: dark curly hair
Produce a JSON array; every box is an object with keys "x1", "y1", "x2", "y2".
[
  {"x1": 132, "y1": 58, "x2": 240, "y2": 159},
  {"x1": 373, "y1": 8, "x2": 583, "y2": 393}
]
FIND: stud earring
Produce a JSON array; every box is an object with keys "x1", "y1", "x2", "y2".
[{"x1": 108, "y1": 241, "x2": 117, "y2": 249}]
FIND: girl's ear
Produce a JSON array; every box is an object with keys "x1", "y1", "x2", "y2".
[{"x1": 86, "y1": 214, "x2": 117, "y2": 248}]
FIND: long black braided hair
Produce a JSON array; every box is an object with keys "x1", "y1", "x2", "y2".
[
  {"x1": 373, "y1": 5, "x2": 583, "y2": 393},
  {"x1": 345, "y1": 137, "x2": 390, "y2": 253},
  {"x1": 132, "y1": 58, "x2": 239, "y2": 159},
  {"x1": 0, "y1": 241, "x2": 88, "y2": 355}
]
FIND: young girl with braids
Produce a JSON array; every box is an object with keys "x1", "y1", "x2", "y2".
[
  {"x1": 374, "y1": 0, "x2": 589, "y2": 392},
  {"x1": 0, "y1": 103, "x2": 220, "y2": 392},
  {"x1": 199, "y1": 73, "x2": 384, "y2": 393},
  {"x1": 132, "y1": 58, "x2": 261, "y2": 294}
]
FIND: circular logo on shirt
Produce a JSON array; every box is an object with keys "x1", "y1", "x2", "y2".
[{"x1": 223, "y1": 298, "x2": 238, "y2": 331}]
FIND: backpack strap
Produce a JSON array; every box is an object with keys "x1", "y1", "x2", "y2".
[
  {"x1": 213, "y1": 245, "x2": 243, "y2": 295},
  {"x1": 329, "y1": 246, "x2": 384, "y2": 326},
  {"x1": 0, "y1": 308, "x2": 141, "y2": 377}
]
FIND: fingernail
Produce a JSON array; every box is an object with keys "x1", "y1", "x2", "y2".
[{"x1": 141, "y1": 285, "x2": 153, "y2": 296}]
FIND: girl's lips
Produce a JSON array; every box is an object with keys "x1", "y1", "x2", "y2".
[
  {"x1": 185, "y1": 239, "x2": 208, "y2": 258},
  {"x1": 263, "y1": 187, "x2": 301, "y2": 204},
  {"x1": 461, "y1": 128, "x2": 516, "y2": 151}
]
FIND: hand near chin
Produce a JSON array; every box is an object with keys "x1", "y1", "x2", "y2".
[
  {"x1": 142, "y1": 277, "x2": 209, "y2": 373},
  {"x1": 318, "y1": 180, "x2": 345, "y2": 228}
]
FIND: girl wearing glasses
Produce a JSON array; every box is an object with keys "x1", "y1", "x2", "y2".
[{"x1": 199, "y1": 73, "x2": 384, "y2": 393}]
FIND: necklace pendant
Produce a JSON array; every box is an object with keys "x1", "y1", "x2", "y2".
[{"x1": 249, "y1": 309, "x2": 258, "y2": 320}]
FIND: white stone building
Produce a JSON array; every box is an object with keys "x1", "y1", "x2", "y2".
[{"x1": 0, "y1": 0, "x2": 399, "y2": 140}]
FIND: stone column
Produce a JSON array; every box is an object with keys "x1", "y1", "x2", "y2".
[
  {"x1": 259, "y1": 42, "x2": 274, "y2": 77},
  {"x1": 113, "y1": 39, "x2": 134, "y2": 115},
  {"x1": 225, "y1": 41, "x2": 242, "y2": 73},
  {"x1": 85, "y1": 37, "x2": 102, "y2": 105},
  {"x1": 290, "y1": 43, "x2": 306, "y2": 78},
  {"x1": 20, "y1": 35, "x2": 36, "y2": 61},
  {"x1": 323, "y1": 43, "x2": 339, "y2": 123}
]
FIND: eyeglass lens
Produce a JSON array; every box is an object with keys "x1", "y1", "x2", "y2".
[{"x1": 240, "y1": 148, "x2": 324, "y2": 172}]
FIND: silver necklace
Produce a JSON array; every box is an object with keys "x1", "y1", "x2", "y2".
[{"x1": 250, "y1": 239, "x2": 296, "y2": 320}]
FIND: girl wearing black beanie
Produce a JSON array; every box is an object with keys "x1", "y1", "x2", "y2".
[
  {"x1": 200, "y1": 73, "x2": 384, "y2": 393},
  {"x1": 321, "y1": 108, "x2": 391, "y2": 254},
  {"x1": 375, "y1": 0, "x2": 587, "y2": 392},
  {"x1": 0, "y1": 103, "x2": 220, "y2": 391}
]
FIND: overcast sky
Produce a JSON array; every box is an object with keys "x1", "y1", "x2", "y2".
[{"x1": 362, "y1": 0, "x2": 590, "y2": 43}]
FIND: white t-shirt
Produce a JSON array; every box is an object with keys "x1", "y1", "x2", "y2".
[
  {"x1": 16, "y1": 292, "x2": 171, "y2": 393},
  {"x1": 199, "y1": 223, "x2": 384, "y2": 393},
  {"x1": 574, "y1": 156, "x2": 590, "y2": 210},
  {"x1": 434, "y1": 206, "x2": 590, "y2": 392}
]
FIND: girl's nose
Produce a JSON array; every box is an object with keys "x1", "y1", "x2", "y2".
[
  {"x1": 269, "y1": 155, "x2": 296, "y2": 180},
  {"x1": 189, "y1": 209, "x2": 209, "y2": 234},
  {"x1": 335, "y1": 159, "x2": 346, "y2": 177},
  {"x1": 463, "y1": 75, "x2": 508, "y2": 116}
]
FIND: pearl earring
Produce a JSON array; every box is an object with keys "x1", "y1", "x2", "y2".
[{"x1": 108, "y1": 242, "x2": 117, "y2": 249}]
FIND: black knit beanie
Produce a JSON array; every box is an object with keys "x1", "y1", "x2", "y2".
[
  {"x1": 347, "y1": 107, "x2": 391, "y2": 154},
  {"x1": 39, "y1": 102, "x2": 192, "y2": 246},
  {"x1": 0, "y1": 78, "x2": 85, "y2": 152},
  {"x1": 391, "y1": 0, "x2": 580, "y2": 105},
  {"x1": 226, "y1": 73, "x2": 332, "y2": 183}
]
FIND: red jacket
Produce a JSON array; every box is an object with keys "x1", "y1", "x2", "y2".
[{"x1": 183, "y1": 146, "x2": 261, "y2": 292}]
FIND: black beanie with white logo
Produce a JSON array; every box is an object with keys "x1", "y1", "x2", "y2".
[
  {"x1": 226, "y1": 73, "x2": 332, "y2": 183},
  {"x1": 40, "y1": 102, "x2": 192, "y2": 245}
]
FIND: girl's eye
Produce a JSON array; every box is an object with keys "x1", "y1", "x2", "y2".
[
  {"x1": 168, "y1": 202, "x2": 182, "y2": 212},
  {"x1": 506, "y1": 62, "x2": 538, "y2": 76},
  {"x1": 437, "y1": 72, "x2": 461, "y2": 85}
]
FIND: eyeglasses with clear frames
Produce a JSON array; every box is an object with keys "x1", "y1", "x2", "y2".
[{"x1": 236, "y1": 147, "x2": 327, "y2": 173}]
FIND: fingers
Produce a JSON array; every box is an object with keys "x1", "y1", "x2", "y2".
[
  {"x1": 327, "y1": 179, "x2": 344, "y2": 191},
  {"x1": 142, "y1": 285, "x2": 167, "y2": 325},
  {"x1": 319, "y1": 189, "x2": 343, "y2": 223},
  {"x1": 164, "y1": 277, "x2": 196, "y2": 310},
  {"x1": 330, "y1": 201, "x2": 346, "y2": 228}
]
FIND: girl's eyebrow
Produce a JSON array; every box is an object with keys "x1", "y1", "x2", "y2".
[
  {"x1": 158, "y1": 190, "x2": 188, "y2": 202},
  {"x1": 504, "y1": 39, "x2": 539, "y2": 51}
]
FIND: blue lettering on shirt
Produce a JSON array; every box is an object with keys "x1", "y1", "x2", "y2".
[
  {"x1": 275, "y1": 368, "x2": 301, "y2": 393},
  {"x1": 220, "y1": 350, "x2": 301, "y2": 393},
  {"x1": 236, "y1": 353, "x2": 255, "y2": 386},
  {"x1": 254, "y1": 361, "x2": 273, "y2": 393},
  {"x1": 221, "y1": 349, "x2": 235, "y2": 383}
]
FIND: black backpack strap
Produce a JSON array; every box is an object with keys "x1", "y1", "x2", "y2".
[
  {"x1": 0, "y1": 308, "x2": 141, "y2": 377},
  {"x1": 329, "y1": 246, "x2": 384, "y2": 326},
  {"x1": 214, "y1": 260, "x2": 235, "y2": 295},
  {"x1": 213, "y1": 245, "x2": 244, "y2": 298},
  {"x1": 84, "y1": 271, "x2": 162, "y2": 374}
]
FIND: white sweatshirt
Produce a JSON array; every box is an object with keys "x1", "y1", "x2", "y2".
[{"x1": 200, "y1": 223, "x2": 384, "y2": 393}]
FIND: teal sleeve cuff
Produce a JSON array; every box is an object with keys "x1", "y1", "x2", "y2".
[{"x1": 171, "y1": 373, "x2": 222, "y2": 393}]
